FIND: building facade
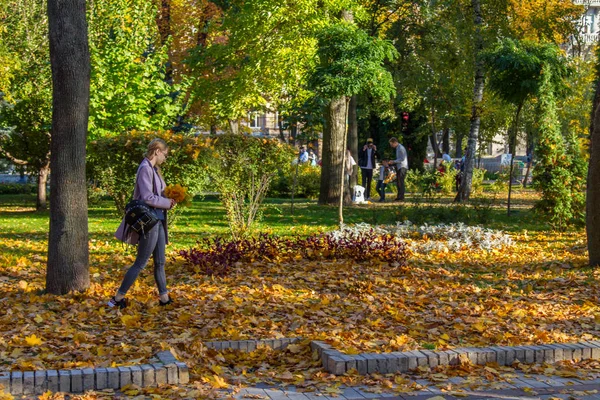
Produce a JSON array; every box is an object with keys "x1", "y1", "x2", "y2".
[{"x1": 566, "y1": 0, "x2": 600, "y2": 57}]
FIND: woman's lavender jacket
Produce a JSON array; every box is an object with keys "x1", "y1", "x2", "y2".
[{"x1": 115, "y1": 158, "x2": 171, "y2": 245}]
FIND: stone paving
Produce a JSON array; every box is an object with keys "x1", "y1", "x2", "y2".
[{"x1": 221, "y1": 374, "x2": 600, "y2": 400}]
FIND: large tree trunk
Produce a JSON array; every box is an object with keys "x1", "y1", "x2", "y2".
[
  {"x1": 36, "y1": 163, "x2": 50, "y2": 211},
  {"x1": 46, "y1": 0, "x2": 90, "y2": 294},
  {"x1": 348, "y1": 95, "x2": 358, "y2": 198},
  {"x1": 455, "y1": 0, "x2": 484, "y2": 203},
  {"x1": 319, "y1": 96, "x2": 348, "y2": 205},
  {"x1": 587, "y1": 51, "x2": 600, "y2": 266}
]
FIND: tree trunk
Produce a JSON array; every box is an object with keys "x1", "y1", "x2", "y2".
[
  {"x1": 507, "y1": 102, "x2": 523, "y2": 216},
  {"x1": 210, "y1": 124, "x2": 217, "y2": 135},
  {"x1": 587, "y1": 50, "x2": 600, "y2": 266},
  {"x1": 455, "y1": 0, "x2": 484, "y2": 203},
  {"x1": 156, "y1": 0, "x2": 171, "y2": 47},
  {"x1": 429, "y1": 105, "x2": 440, "y2": 169},
  {"x1": 37, "y1": 163, "x2": 50, "y2": 211},
  {"x1": 278, "y1": 119, "x2": 286, "y2": 143},
  {"x1": 442, "y1": 126, "x2": 450, "y2": 155},
  {"x1": 46, "y1": 0, "x2": 90, "y2": 294},
  {"x1": 290, "y1": 122, "x2": 297, "y2": 144},
  {"x1": 455, "y1": 132, "x2": 464, "y2": 158},
  {"x1": 228, "y1": 119, "x2": 239, "y2": 134},
  {"x1": 319, "y1": 96, "x2": 347, "y2": 205},
  {"x1": 348, "y1": 95, "x2": 358, "y2": 196}
]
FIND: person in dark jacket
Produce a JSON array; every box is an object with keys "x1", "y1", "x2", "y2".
[{"x1": 358, "y1": 138, "x2": 379, "y2": 200}]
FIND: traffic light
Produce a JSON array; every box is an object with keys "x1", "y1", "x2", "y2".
[{"x1": 401, "y1": 112, "x2": 409, "y2": 124}]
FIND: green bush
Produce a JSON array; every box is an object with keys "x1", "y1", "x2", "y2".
[
  {"x1": 270, "y1": 161, "x2": 321, "y2": 199},
  {"x1": 471, "y1": 168, "x2": 486, "y2": 194},
  {"x1": 87, "y1": 130, "x2": 210, "y2": 214},
  {"x1": 0, "y1": 183, "x2": 36, "y2": 195},
  {"x1": 437, "y1": 162, "x2": 458, "y2": 194},
  {"x1": 208, "y1": 134, "x2": 295, "y2": 238}
]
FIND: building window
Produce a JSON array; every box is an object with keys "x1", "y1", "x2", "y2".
[{"x1": 248, "y1": 112, "x2": 260, "y2": 128}]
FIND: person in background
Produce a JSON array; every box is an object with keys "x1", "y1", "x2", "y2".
[
  {"x1": 358, "y1": 138, "x2": 378, "y2": 200},
  {"x1": 307, "y1": 148, "x2": 317, "y2": 166},
  {"x1": 388, "y1": 137, "x2": 408, "y2": 201},
  {"x1": 376, "y1": 159, "x2": 390, "y2": 202},
  {"x1": 298, "y1": 146, "x2": 309, "y2": 163}
]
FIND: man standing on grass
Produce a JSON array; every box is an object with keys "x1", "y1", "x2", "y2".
[
  {"x1": 388, "y1": 137, "x2": 408, "y2": 201},
  {"x1": 358, "y1": 138, "x2": 378, "y2": 200}
]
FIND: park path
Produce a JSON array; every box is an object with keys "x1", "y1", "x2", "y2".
[{"x1": 221, "y1": 371, "x2": 600, "y2": 400}]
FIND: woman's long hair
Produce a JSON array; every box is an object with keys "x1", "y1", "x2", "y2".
[{"x1": 146, "y1": 138, "x2": 168, "y2": 178}]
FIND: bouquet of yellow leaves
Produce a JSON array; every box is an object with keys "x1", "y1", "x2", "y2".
[{"x1": 164, "y1": 184, "x2": 192, "y2": 207}]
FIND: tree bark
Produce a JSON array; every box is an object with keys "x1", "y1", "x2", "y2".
[
  {"x1": 228, "y1": 119, "x2": 239, "y2": 134},
  {"x1": 278, "y1": 119, "x2": 286, "y2": 143},
  {"x1": 455, "y1": 0, "x2": 484, "y2": 203},
  {"x1": 507, "y1": 102, "x2": 523, "y2": 216},
  {"x1": 319, "y1": 96, "x2": 347, "y2": 205},
  {"x1": 587, "y1": 51, "x2": 600, "y2": 266},
  {"x1": 46, "y1": 0, "x2": 90, "y2": 294},
  {"x1": 442, "y1": 126, "x2": 450, "y2": 155},
  {"x1": 348, "y1": 95, "x2": 358, "y2": 196},
  {"x1": 455, "y1": 132, "x2": 464, "y2": 158},
  {"x1": 37, "y1": 163, "x2": 50, "y2": 211}
]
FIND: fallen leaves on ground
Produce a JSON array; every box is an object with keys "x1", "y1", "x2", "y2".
[{"x1": 0, "y1": 219, "x2": 599, "y2": 395}]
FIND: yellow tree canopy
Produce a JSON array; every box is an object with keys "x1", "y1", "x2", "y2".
[{"x1": 508, "y1": 0, "x2": 583, "y2": 44}]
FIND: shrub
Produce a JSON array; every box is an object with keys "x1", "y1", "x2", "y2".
[
  {"x1": 436, "y1": 162, "x2": 458, "y2": 194},
  {"x1": 270, "y1": 161, "x2": 321, "y2": 199},
  {"x1": 87, "y1": 130, "x2": 210, "y2": 214},
  {"x1": 0, "y1": 183, "x2": 36, "y2": 195},
  {"x1": 179, "y1": 230, "x2": 409, "y2": 277},
  {"x1": 471, "y1": 167, "x2": 486, "y2": 194},
  {"x1": 207, "y1": 134, "x2": 295, "y2": 239}
]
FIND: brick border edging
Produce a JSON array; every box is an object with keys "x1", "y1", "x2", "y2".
[
  {"x1": 204, "y1": 337, "x2": 302, "y2": 352},
  {"x1": 0, "y1": 350, "x2": 189, "y2": 396},
  {"x1": 311, "y1": 340, "x2": 600, "y2": 375}
]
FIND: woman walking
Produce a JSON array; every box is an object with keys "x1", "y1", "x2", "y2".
[{"x1": 111, "y1": 138, "x2": 176, "y2": 309}]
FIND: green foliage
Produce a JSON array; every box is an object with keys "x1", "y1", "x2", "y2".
[
  {"x1": 88, "y1": 0, "x2": 188, "y2": 138},
  {"x1": 207, "y1": 134, "x2": 295, "y2": 238},
  {"x1": 482, "y1": 39, "x2": 570, "y2": 106},
  {"x1": 0, "y1": 0, "x2": 51, "y2": 177},
  {"x1": 532, "y1": 69, "x2": 578, "y2": 227},
  {"x1": 270, "y1": 162, "x2": 321, "y2": 199},
  {"x1": 87, "y1": 131, "x2": 210, "y2": 214},
  {"x1": 437, "y1": 163, "x2": 459, "y2": 195},
  {"x1": 186, "y1": 0, "x2": 322, "y2": 123},
  {"x1": 406, "y1": 164, "x2": 484, "y2": 199},
  {"x1": 0, "y1": 95, "x2": 51, "y2": 172},
  {"x1": 0, "y1": 183, "x2": 36, "y2": 195},
  {"x1": 309, "y1": 22, "x2": 397, "y2": 101}
]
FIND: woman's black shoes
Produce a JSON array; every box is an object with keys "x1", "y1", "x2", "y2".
[
  {"x1": 159, "y1": 296, "x2": 173, "y2": 306},
  {"x1": 107, "y1": 296, "x2": 128, "y2": 309}
]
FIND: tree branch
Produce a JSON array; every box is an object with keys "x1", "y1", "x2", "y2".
[{"x1": 0, "y1": 144, "x2": 29, "y2": 165}]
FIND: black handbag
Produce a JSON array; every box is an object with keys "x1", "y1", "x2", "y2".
[
  {"x1": 124, "y1": 199, "x2": 158, "y2": 235},
  {"x1": 124, "y1": 164, "x2": 159, "y2": 236}
]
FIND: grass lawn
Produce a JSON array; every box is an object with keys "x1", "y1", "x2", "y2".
[{"x1": 0, "y1": 190, "x2": 597, "y2": 394}]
